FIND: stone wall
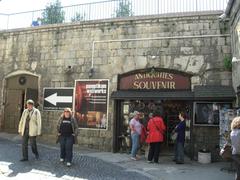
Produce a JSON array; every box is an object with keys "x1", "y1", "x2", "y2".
[
  {"x1": 192, "y1": 126, "x2": 220, "y2": 162},
  {"x1": 229, "y1": 0, "x2": 240, "y2": 104},
  {"x1": 0, "y1": 11, "x2": 232, "y2": 152}
]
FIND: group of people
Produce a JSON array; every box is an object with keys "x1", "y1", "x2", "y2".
[
  {"x1": 18, "y1": 99, "x2": 78, "y2": 167},
  {"x1": 129, "y1": 110, "x2": 186, "y2": 164},
  {"x1": 129, "y1": 109, "x2": 240, "y2": 179},
  {"x1": 17, "y1": 99, "x2": 239, "y2": 179}
]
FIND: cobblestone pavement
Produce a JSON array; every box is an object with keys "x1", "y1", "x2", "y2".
[
  {"x1": 0, "y1": 135, "x2": 235, "y2": 180},
  {"x1": 0, "y1": 138, "x2": 150, "y2": 180}
]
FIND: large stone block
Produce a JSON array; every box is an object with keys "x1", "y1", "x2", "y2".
[
  {"x1": 135, "y1": 56, "x2": 147, "y2": 69},
  {"x1": 217, "y1": 37, "x2": 226, "y2": 46},
  {"x1": 160, "y1": 55, "x2": 172, "y2": 68},
  {"x1": 180, "y1": 47, "x2": 194, "y2": 55},
  {"x1": 174, "y1": 55, "x2": 204, "y2": 73},
  {"x1": 221, "y1": 46, "x2": 231, "y2": 54},
  {"x1": 187, "y1": 56, "x2": 205, "y2": 73}
]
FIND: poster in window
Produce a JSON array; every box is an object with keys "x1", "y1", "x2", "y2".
[
  {"x1": 195, "y1": 103, "x2": 217, "y2": 125},
  {"x1": 194, "y1": 102, "x2": 232, "y2": 126},
  {"x1": 74, "y1": 79, "x2": 108, "y2": 129}
]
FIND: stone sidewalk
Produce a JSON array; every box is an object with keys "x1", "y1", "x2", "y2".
[{"x1": 0, "y1": 133, "x2": 235, "y2": 180}]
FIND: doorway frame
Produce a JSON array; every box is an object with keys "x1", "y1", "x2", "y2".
[
  {"x1": 1, "y1": 70, "x2": 41, "y2": 131},
  {"x1": 113, "y1": 99, "x2": 195, "y2": 158}
]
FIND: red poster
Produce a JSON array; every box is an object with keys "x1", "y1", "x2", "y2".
[{"x1": 74, "y1": 79, "x2": 108, "y2": 129}]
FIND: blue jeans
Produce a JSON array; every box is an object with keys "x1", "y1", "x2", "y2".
[
  {"x1": 60, "y1": 136, "x2": 74, "y2": 163},
  {"x1": 174, "y1": 142, "x2": 184, "y2": 163},
  {"x1": 131, "y1": 133, "x2": 139, "y2": 158}
]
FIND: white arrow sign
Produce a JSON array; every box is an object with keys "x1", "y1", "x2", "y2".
[{"x1": 45, "y1": 93, "x2": 72, "y2": 106}]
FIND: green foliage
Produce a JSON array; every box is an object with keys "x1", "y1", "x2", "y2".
[
  {"x1": 41, "y1": 0, "x2": 65, "y2": 25},
  {"x1": 219, "y1": 22, "x2": 228, "y2": 34},
  {"x1": 115, "y1": 0, "x2": 133, "y2": 17},
  {"x1": 223, "y1": 56, "x2": 232, "y2": 71},
  {"x1": 71, "y1": 12, "x2": 86, "y2": 22}
]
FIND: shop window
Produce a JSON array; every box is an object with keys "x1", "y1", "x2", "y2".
[{"x1": 194, "y1": 102, "x2": 232, "y2": 126}]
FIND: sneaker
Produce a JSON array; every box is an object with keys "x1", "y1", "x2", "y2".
[
  {"x1": 147, "y1": 160, "x2": 153, "y2": 163},
  {"x1": 66, "y1": 162, "x2": 71, "y2": 167},
  {"x1": 60, "y1": 158, "x2": 64, "y2": 162},
  {"x1": 130, "y1": 157, "x2": 137, "y2": 161}
]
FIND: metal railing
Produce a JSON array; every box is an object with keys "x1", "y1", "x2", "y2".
[{"x1": 0, "y1": 0, "x2": 228, "y2": 30}]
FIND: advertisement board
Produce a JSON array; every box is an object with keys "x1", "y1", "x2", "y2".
[{"x1": 74, "y1": 79, "x2": 109, "y2": 129}]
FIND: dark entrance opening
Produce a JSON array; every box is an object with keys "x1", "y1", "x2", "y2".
[{"x1": 114, "y1": 99, "x2": 192, "y2": 157}]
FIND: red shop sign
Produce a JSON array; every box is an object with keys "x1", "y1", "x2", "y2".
[{"x1": 118, "y1": 68, "x2": 192, "y2": 90}]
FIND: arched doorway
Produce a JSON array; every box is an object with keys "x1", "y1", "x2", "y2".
[{"x1": 3, "y1": 71, "x2": 39, "y2": 133}]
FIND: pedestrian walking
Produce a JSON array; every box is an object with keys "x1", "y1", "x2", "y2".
[
  {"x1": 129, "y1": 111, "x2": 142, "y2": 160},
  {"x1": 18, "y1": 99, "x2": 42, "y2": 161},
  {"x1": 57, "y1": 108, "x2": 78, "y2": 167},
  {"x1": 173, "y1": 112, "x2": 186, "y2": 164},
  {"x1": 146, "y1": 110, "x2": 166, "y2": 164},
  {"x1": 230, "y1": 116, "x2": 240, "y2": 180}
]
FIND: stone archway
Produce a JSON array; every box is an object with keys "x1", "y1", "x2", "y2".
[{"x1": 2, "y1": 71, "x2": 40, "y2": 133}]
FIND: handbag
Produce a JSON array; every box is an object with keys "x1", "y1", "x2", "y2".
[
  {"x1": 220, "y1": 144, "x2": 232, "y2": 161},
  {"x1": 170, "y1": 130, "x2": 177, "y2": 141}
]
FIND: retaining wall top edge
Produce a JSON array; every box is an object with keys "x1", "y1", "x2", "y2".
[{"x1": 0, "y1": 11, "x2": 224, "y2": 34}]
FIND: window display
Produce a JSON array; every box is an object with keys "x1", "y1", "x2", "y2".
[{"x1": 194, "y1": 102, "x2": 232, "y2": 126}]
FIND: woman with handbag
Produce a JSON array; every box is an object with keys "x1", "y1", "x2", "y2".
[
  {"x1": 57, "y1": 108, "x2": 78, "y2": 167},
  {"x1": 230, "y1": 116, "x2": 240, "y2": 180},
  {"x1": 173, "y1": 112, "x2": 186, "y2": 164},
  {"x1": 146, "y1": 110, "x2": 166, "y2": 164}
]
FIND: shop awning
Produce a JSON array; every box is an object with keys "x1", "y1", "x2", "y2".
[
  {"x1": 111, "y1": 90, "x2": 194, "y2": 100},
  {"x1": 111, "y1": 86, "x2": 236, "y2": 101},
  {"x1": 194, "y1": 85, "x2": 236, "y2": 100}
]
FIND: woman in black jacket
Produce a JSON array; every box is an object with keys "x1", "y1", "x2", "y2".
[
  {"x1": 173, "y1": 112, "x2": 186, "y2": 164},
  {"x1": 57, "y1": 108, "x2": 78, "y2": 167}
]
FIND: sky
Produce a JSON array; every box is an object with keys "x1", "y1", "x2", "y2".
[
  {"x1": 0, "y1": 0, "x2": 106, "y2": 13},
  {"x1": 0, "y1": 0, "x2": 228, "y2": 30}
]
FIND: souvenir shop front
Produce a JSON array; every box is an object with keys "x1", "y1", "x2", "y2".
[{"x1": 111, "y1": 68, "x2": 236, "y2": 159}]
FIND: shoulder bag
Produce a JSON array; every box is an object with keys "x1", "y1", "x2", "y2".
[
  {"x1": 220, "y1": 143, "x2": 232, "y2": 161},
  {"x1": 152, "y1": 118, "x2": 164, "y2": 135}
]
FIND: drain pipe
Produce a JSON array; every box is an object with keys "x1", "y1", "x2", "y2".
[
  {"x1": 91, "y1": 34, "x2": 230, "y2": 69},
  {"x1": 219, "y1": 0, "x2": 235, "y2": 20},
  {"x1": 225, "y1": 0, "x2": 235, "y2": 16}
]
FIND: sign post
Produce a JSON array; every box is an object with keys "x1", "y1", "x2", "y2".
[{"x1": 43, "y1": 88, "x2": 74, "y2": 111}]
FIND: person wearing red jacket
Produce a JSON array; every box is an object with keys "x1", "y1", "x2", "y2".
[{"x1": 146, "y1": 110, "x2": 166, "y2": 163}]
